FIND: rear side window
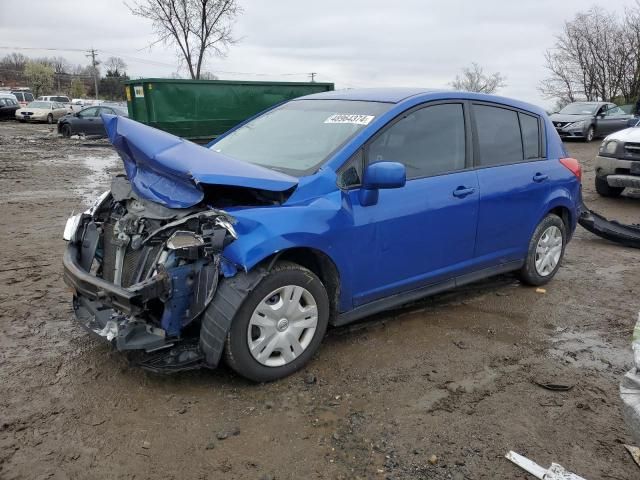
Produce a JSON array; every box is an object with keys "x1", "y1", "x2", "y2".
[
  {"x1": 519, "y1": 113, "x2": 540, "y2": 159},
  {"x1": 473, "y1": 105, "x2": 523, "y2": 167},
  {"x1": 368, "y1": 103, "x2": 466, "y2": 179}
]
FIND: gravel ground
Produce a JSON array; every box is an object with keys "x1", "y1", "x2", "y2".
[{"x1": 1, "y1": 121, "x2": 639, "y2": 480}]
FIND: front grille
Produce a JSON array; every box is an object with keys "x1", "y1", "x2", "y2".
[
  {"x1": 554, "y1": 122, "x2": 568, "y2": 128},
  {"x1": 624, "y1": 142, "x2": 640, "y2": 160}
]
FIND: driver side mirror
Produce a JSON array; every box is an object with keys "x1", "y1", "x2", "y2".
[{"x1": 359, "y1": 161, "x2": 406, "y2": 206}]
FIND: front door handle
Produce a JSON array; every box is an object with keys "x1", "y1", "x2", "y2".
[
  {"x1": 453, "y1": 186, "x2": 475, "y2": 198},
  {"x1": 533, "y1": 173, "x2": 549, "y2": 183}
]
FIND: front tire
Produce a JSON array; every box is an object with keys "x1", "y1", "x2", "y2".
[
  {"x1": 221, "y1": 261, "x2": 329, "y2": 382},
  {"x1": 595, "y1": 176, "x2": 624, "y2": 197},
  {"x1": 519, "y1": 214, "x2": 566, "y2": 286},
  {"x1": 47, "y1": 114, "x2": 53, "y2": 124},
  {"x1": 61, "y1": 124, "x2": 72, "y2": 138},
  {"x1": 584, "y1": 126, "x2": 594, "y2": 142}
]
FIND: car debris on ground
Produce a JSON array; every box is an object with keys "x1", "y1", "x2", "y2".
[{"x1": 506, "y1": 451, "x2": 587, "y2": 479}]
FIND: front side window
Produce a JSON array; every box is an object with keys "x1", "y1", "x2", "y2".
[
  {"x1": 81, "y1": 107, "x2": 99, "y2": 117},
  {"x1": 211, "y1": 99, "x2": 392, "y2": 176},
  {"x1": 474, "y1": 105, "x2": 523, "y2": 167},
  {"x1": 367, "y1": 103, "x2": 466, "y2": 179}
]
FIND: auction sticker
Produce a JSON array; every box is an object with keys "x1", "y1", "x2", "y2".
[
  {"x1": 134, "y1": 86, "x2": 145, "y2": 98},
  {"x1": 324, "y1": 114, "x2": 375, "y2": 125}
]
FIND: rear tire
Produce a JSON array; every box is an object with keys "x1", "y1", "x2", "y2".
[
  {"x1": 518, "y1": 214, "x2": 566, "y2": 286},
  {"x1": 595, "y1": 176, "x2": 624, "y2": 197},
  {"x1": 222, "y1": 261, "x2": 329, "y2": 382}
]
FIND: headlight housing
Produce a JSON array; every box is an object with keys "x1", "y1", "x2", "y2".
[
  {"x1": 568, "y1": 120, "x2": 586, "y2": 129},
  {"x1": 600, "y1": 140, "x2": 619, "y2": 155},
  {"x1": 166, "y1": 230, "x2": 205, "y2": 250}
]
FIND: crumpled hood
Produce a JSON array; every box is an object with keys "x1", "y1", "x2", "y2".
[
  {"x1": 102, "y1": 114, "x2": 298, "y2": 208},
  {"x1": 549, "y1": 113, "x2": 592, "y2": 123}
]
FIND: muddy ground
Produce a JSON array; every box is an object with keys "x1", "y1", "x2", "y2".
[{"x1": 0, "y1": 121, "x2": 639, "y2": 480}]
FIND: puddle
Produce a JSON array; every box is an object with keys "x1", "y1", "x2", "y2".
[{"x1": 68, "y1": 152, "x2": 119, "y2": 207}]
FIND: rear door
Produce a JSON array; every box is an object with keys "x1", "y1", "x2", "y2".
[
  {"x1": 472, "y1": 103, "x2": 550, "y2": 267},
  {"x1": 345, "y1": 102, "x2": 480, "y2": 305}
]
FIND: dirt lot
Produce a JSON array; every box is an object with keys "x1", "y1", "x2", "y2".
[{"x1": 1, "y1": 121, "x2": 639, "y2": 480}]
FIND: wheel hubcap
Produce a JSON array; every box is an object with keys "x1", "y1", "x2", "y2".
[
  {"x1": 534, "y1": 226, "x2": 563, "y2": 276},
  {"x1": 247, "y1": 285, "x2": 318, "y2": 367}
]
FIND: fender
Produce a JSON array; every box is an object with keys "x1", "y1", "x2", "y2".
[{"x1": 221, "y1": 191, "x2": 356, "y2": 312}]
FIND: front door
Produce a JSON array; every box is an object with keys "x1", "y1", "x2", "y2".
[
  {"x1": 346, "y1": 102, "x2": 480, "y2": 306},
  {"x1": 597, "y1": 105, "x2": 632, "y2": 136}
]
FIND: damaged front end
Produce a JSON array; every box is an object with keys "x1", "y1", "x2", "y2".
[{"x1": 63, "y1": 176, "x2": 237, "y2": 372}]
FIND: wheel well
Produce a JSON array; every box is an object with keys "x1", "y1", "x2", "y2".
[
  {"x1": 265, "y1": 248, "x2": 340, "y2": 323},
  {"x1": 549, "y1": 206, "x2": 571, "y2": 232}
]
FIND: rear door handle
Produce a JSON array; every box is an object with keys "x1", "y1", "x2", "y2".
[
  {"x1": 453, "y1": 186, "x2": 475, "y2": 198},
  {"x1": 533, "y1": 173, "x2": 548, "y2": 183}
]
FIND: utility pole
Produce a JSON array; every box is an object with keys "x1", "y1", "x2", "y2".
[
  {"x1": 86, "y1": 48, "x2": 99, "y2": 99},
  {"x1": 309, "y1": 72, "x2": 317, "y2": 83}
]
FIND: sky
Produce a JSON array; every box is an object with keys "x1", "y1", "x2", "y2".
[{"x1": 0, "y1": 0, "x2": 636, "y2": 108}]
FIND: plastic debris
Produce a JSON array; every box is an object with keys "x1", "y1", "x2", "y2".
[
  {"x1": 505, "y1": 451, "x2": 587, "y2": 479},
  {"x1": 536, "y1": 288, "x2": 547, "y2": 293},
  {"x1": 624, "y1": 445, "x2": 640, "y2": 469},
  {"x1": 533, "y1": 380, "x2": 574, "y2": 392}
]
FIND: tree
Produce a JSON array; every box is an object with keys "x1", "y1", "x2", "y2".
[
  {"x1": 0, "y1": 53, "x2": 28, "y2": 84},
  {"x1": 70, "y1": 78, "x2": 86, "y2": 99},
  {"x1": 128, "y1": 0, "x2": 241, "y2": 79},
  {"x1": 105, "y1": 56, "x2": 127, "y2": 76},
  {"x1": 541, "y1": 6, "x2": 639, "y2": 104},
  {"x1": 451, "y1": 62, "x2": 506, "y2": 94},
  {"x1": 24, "y1": 62, "x2": 54, "y2": 97}
]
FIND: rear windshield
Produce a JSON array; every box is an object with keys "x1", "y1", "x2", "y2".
[
  {"x1": 559, "y1": 103, "x2": 599, "y2": 115},
  {"x1": 210, "y1": 99, "x2": 392, "y2": 176}
]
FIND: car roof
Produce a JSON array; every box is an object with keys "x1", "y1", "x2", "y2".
[{"x1": 297, "y1": 88, "x2": 547, "y2": 116}]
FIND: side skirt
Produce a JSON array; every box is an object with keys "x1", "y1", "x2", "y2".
[{"x1": 333, "y1": 260, "x2": 524, "y2": 327}]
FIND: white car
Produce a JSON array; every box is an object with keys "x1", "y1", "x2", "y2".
[
  {"x1": 594, "y1": 125, "x2": 640, "y2": 196},
  {"x1": 15, "y1": 101, "x2": 69, "y2": 124}
]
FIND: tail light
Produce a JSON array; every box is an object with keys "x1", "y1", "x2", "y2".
[{"x1": 559, "y1": 157, "x2": 581, "y2": 182}]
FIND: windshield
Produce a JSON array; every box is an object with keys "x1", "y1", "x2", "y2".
[
  {"x1": 210, "y1": 99, "x2": 392, "y2": 176},
  {"x1": 559, "y1": 103, "x2": 599, "y2": 115},
  {"x1": 27, "y1": 102, "x2": 51, "y2": 109}
]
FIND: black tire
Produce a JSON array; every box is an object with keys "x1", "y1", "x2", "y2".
[
  {"x1": 61, "y1": 124, "x2": 72, "y2": 138},
  {"x1": 518, "y1": 213, "x2": 566, "y2": 286},
  {"x1": 595, "y1": 176, "x2": 624, "y2": 197},
  {"x1": 220, "y1": 261, "x2": 329, "y2": 382},
  {"x1": 583, "y1": 126, "x2": 594, "y2": 142},
  {"x1": 46, "y1": 114, "x2": 53, "y2": 124}
]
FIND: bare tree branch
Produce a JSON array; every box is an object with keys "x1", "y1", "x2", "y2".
[
  {"x1": 450, "y1": 63, "x2": 506, "y2": 94},
  {"x1": 128, "y1": 0, "x2": 241, "y2": 79}
]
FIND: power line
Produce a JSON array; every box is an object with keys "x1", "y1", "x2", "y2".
[{"x1": 0, "y1": 45, "x2": 313, "y2": 79}]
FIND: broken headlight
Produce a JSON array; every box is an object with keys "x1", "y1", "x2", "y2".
[{"x1": 166, "y1": 230, "x2": 205, "y2": 250}]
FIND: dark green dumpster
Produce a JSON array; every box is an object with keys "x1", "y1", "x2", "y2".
[{"x1": 124, "y1": 78, "x2": 334, "y2": 141}]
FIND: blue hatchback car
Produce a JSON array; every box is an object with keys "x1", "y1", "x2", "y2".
[{"x1": 63, "y1": 89, "x2": 581, "y2": 381}]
